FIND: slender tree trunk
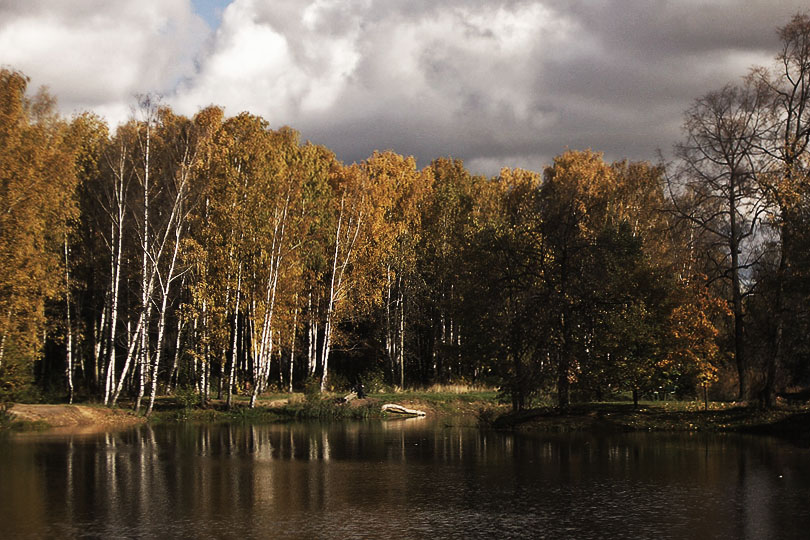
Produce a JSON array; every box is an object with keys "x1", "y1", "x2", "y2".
[
  {"x1": 307, "y1": 291, "x2": 318, "y2": 377},
  {"x1": 765, "y1": 221, "x2": 789, "y2": 408},
  {"x1": 289, "y1": 303, "x2": 298, "y2": 393},
  {"x1": 227, "y1": 267, "x2": 242, "y2": 409},
  {"x1": 134, "y1": 119, "x2": 151, "y2": 414},
  {"x1": 93, "y1": 296, "x2": 106, "y2": 392},
  {"x1": 104, "y1": 152, "x2": 126, "y2": 405},
  {"x1": 170, "y1": 316, "x2": 182, "y2": 391},
  {"x1": 729, "y1": 176, "x2": 747, "y2": 400},
  {"x1": 64, "y1": 235, "x2": 74, "y2": 404},
  {"x1": 320, "y1": 196, "x2": 363, "y2": 393},
  {"x1": 399, "y1": 285, "x2": 405, "y2": 389},
  {"x1": 385, "y1": 265, "x2": 395, "y2": 382},
  {"x1": 110, "y1": 312, "x2": 145, "y2": 405},
  {"x1": 557, "y1": 309, "x2": 572, "y2": 409}
]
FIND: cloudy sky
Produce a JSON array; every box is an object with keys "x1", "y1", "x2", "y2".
[{"x1": 0, "y1": 0, "x2": 806, "y2": 175}]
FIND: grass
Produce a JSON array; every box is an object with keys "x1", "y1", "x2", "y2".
[
  {"x1": 142, "y1": 386, "x2": 504, "y2": 425},
  {"x1": 9, "y1": 388, "x2": 804, "y2": 446},
  {"x1": 491, "y1": 400, "x2": 810, "y2": 446}
]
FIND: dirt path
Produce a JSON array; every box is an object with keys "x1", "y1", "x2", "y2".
[{"x1": 8, "y1": 404, "x2": 145, "y2": 432}]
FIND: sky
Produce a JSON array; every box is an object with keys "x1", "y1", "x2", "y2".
[{"x1": 0, "y1": 0, "x2": 807, "y2": 176}]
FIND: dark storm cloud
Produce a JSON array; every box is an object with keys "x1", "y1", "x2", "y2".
[{"x1": 272, "y1": 0, "x2": 807, "y2": 174}]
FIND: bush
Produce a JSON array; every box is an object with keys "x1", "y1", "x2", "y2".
[
  {"x1": 303, "y1": 377, "x2": 322, "y2": 403},
  {"x1": 361, "y1": 369, "x2": 390, "y2": 393},
  {"x1": 174, "y1": 385, "x2": 199, "y2": 411},
  {"x1": 0, "y1": 402, "x2": 13, "y2": 431}
]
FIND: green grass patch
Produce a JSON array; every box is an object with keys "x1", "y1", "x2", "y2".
[{"x1": 493, "y1": 400, "x2": 810, "y2": 439}]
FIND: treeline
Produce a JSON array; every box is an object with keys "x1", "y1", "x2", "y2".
[{"x1": 1, "y1": 15, "x2": 809, "y2": 411}]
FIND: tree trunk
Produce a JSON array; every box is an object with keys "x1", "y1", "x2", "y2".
[
  {"x1": 729, "y1": 174, "x2": 747, "y2": 400},
  {"x1": 227, "y1": 268, "x2": 241, "y2": 409},
  {"x1": 557, "y1": 310, "x2": 572, "y2": 409},
  {"x1": 104, "y1": 152, "x2": 126, "y2": 405},
  {"x1": 64, "y1": 236, "x2": 74, "y2": 404},
  {"x1": 288, "y1": 302, "x2": 298, "y2": 393},
  {"x1": 399, "y1": 285, "x2": 405, "y2": 389},
  {"x1": 169, "y1": 315, "x2": 182, "y2": 391},
  {"x1": 134, "y1": 114, "x2": 151, "y2": 415}
]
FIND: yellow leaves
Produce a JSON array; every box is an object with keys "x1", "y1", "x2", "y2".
[
  {"x1": 664, "y1": 280, "x2": 726, "y2": 384},
  {"x1": 0, "y1": 68, "x2": 79, "y2": 364},
  {"x1": 542, "y1": 150, "x2": 620, "y2": 239}
]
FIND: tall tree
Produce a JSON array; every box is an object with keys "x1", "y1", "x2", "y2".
[
  {"x1": 750, "y1": 13, "x2": 810, "y2": 404},
  {"x1": 0, "y1": 69, "x2": 78, "y2": 398},
  {"x1": 671, "y1": 82, "x2": 768, "y2": 399}
]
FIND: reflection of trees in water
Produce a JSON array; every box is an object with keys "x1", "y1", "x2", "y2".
[{"x1": 1, "y1": 426, "x2": 809, "y2": 538}]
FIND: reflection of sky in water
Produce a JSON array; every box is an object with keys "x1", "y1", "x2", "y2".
[{"x1": 1, "y1": 422, "x2": 809, "y2": 539}]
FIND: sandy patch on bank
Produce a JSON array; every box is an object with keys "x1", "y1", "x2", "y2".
[{"x1": 8, "y1": 404, "x2": 145, "y2": 432}]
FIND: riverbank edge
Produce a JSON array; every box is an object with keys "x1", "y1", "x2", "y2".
[
  {"x1": 1, "y1": 393, "x2": 501, "y2": 432},
  {"x1": 492, "y1": 404, "x2": 810, "y2": 446},
  {"x1": 4, "y1": 400, "x2": 809, "y2": 446}
]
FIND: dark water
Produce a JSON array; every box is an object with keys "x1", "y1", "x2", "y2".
[{"x1": 1, "y1": 420, "x2": 809, "y2": 539}]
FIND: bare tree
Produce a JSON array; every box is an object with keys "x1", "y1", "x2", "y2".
[{"x1": 670, "y1": 82, "x2": 769, "y2": 399}]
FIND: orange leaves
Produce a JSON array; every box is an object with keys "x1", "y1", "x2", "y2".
[{"x1": 665, "y1": 281, "x2": 728, "y2": 384}]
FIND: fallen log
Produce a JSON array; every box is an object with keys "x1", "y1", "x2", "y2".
[{"x1": 382, "y1": 403, "x2": 426, "y2": 416}]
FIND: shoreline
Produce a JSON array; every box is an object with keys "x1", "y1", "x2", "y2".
[
  {"x1": 4, "y1": 398, "x2": 809, "y2": 446},
  {"x1": 4, "y1": 403, "x2": 146, "y2": 433},
  {"x1": 492, "y1": 403, "x2": 810, "y2": 447}
]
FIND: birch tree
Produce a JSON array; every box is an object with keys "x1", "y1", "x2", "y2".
[
  {"x1": 363, "y1": 151, "x2": 432, "y2": 388},
  {"x1": 0, "y1": 69, "x2": 78, "y2": 397}
]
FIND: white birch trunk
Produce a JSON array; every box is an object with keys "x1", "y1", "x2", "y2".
[
  {"x1": 64, "y1": 235, "x2": 74, "y2": 404},
  {"x1": 249, "y1": 191, "x2": 291, "y2": 407},
  {"x1": 399, "y1": 284, "x2": 405, "y2": 389},
  {"x1": 320, "y1": 195, "x2": 363, "y2": 392},
  {"x1": 110, "y1": 313, "x2": 144, "y2": 405},
  {"x1": 288, "y1": 302, "x2": 298, "y2": 392},
  {"x1": 134, "y1": 115, "x2": 151, "y2": 414},
  {"x1": 227, "y1": 266, "x2": 242, "y2": 408},
  {"x1": 104, "y1": 146, "x2": 127, "y2": 405},
  {"x1": 146, "y1": 220, "x2": 182, "y2": 416},
  {"x1": 93, "y1": 293, "x2": 106, "y2": 391},
  {"x1": 169, "y1": 314, "x2": 182, "y2": 391}
]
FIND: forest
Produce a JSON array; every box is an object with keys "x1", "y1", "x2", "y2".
[{"x1": 1, "y1": 15, "x2": 809, "y2": 414}]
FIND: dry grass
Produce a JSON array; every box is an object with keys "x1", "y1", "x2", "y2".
[{"x1": 423, "y1": 383, "x2": 497, "y2": 394}]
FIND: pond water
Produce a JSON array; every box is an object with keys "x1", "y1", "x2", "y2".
[{"x1": 1, "y1": 419, "x2": 809, "y2": 539}]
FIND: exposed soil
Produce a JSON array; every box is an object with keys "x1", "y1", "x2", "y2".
[{"x1": 7, "y1": 403, "x2": 145, "y2": 433}]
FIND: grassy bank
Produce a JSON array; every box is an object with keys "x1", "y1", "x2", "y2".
[
  {"x1": 147, "y1": 388, "x2": 504, "y2": 424},
  {"x1": 1, "y1": 388, "x2": 503, "y2": 432},
  {"x1": 491, "y1": 401, "x2": 810, "y2": 446},
  {"x1": 6, "y1": 392, "x2": 808, "y2": 447}
]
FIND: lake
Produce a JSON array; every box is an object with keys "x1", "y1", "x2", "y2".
[{"x1": 1, "y1": 419, "x2": 809, "y2": 539}]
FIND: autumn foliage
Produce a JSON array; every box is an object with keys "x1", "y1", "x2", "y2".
[{"x1": 2, "y1": 15, "x2": 810, "y2": 410}]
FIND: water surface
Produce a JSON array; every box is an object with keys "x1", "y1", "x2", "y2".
[{"x1": 1, "y1": 419, "x2": 809, "y2": 539}]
